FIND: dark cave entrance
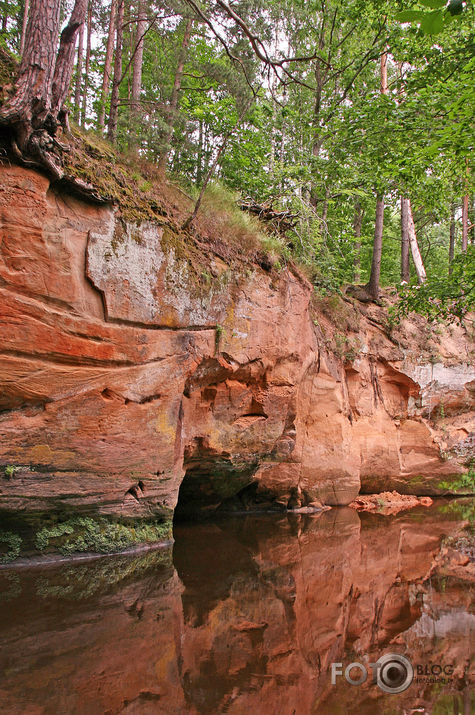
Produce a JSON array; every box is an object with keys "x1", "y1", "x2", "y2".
[{"x1": 173, "y1": 438, "x2": 286, "y2": 522}]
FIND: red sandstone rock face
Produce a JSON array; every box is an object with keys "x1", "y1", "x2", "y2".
[{"x1": 0, "y1": 165, "x2": 473, "y2": 515}]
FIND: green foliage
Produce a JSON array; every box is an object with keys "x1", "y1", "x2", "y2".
[
  {"x1": 3, "y1": 464, "x2": 27, "y2": 479},
  {"x1": 440, "y1": 498, "x2": 475, "y2": 521},
  {"x1": 4, "y1": 0, "x2": 475, "y2": 311},
  {"x1": 396, "y1": 0, "x2": 469, "y2": 35},
  {"x1": 0, "y1": 530, "x2": 22, "y2": 563},
  {"x1": 439, "y1": 468, "x2": 475, "y2": 494},
  {"x1": 35, "y1": 517, "x2": 172, "y2": 556},
  {"x1": 394, "y1": 246, "x2": 475, "y2": 322},
  {"x1": 35, "y1": 549, "x2": 172, "y2": 601},
  {"x1": 215, "y1": 324, "x2": 225, "y2": 352}
]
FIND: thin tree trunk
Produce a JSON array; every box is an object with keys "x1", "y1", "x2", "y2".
[
  {"x1": 366, "y1": 50, "x2": 388, "y2": 300},
  {"x1": 98, "y1": 0, "x2": 117, "y2": 130},
  {"x1": 353, "y1": 200, "x2": 363, "y2": 283},
  {"x1": 462, "y1": 192, "x2": 469, "y2": 253},
  {"x1": 470, "y1": 195, "x2": 475, "y2": 245},
  {"x1": 310, "y1": 25, "x2": 327, "y2": 210},
  {"x1": 129, "y1": 0, "x2": 147, "y2": 151},
  {"x1": 401, "y1": 197, "x2": 410, "y2": 283},
  {"x1": 107, "y1": 0, "x2": 124, "y2": 144},
  {"x1": 280, "y1": 105, "x2": 286, "y2": 194},
  {"x1": 157, "y1": 17, "x2": 193, "y2": 173},
  {"x1": 1, "y1": 12, "x2": 7, "y2": 34},
  {"x1": 80, "y1": 1, "x2": 91, "y2": 126},
  {"x1": 19, "y1": 0, "x2": 30, "y2": 55},
  {"x1": 407, "y1": 201, "x2": 426, "y2": 284},
  {"x1": 197, "y1": 118, "x2": 203, "y2": 184},
  {"x1": 50, "y1": 0, "x2": 88, "y2": 119},
  {"x1": 182, "y1": 99, "x2": 253, "y2": 231},
  {"x1": 380, "y1": 50, "x2": 388, "y2": 94},
  {"x1": 73, "y1": 18, "x2": 84, "y2": 122},
  {"x1": 367, "y1": 197, "x2": 384, "y2": 299},
  {"x1": 449, "y1": 202, "x2": 456, "y2": 274}
]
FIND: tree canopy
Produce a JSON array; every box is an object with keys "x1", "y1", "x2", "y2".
[{"x1": 0, "y1": 0, "x2": 473, "y2": 317}]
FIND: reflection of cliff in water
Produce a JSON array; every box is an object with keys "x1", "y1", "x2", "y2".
[{"x1": 0, "y1": 504, "x2": 473, "y2": 714}]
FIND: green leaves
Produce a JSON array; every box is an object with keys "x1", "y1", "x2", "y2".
[
  {"x1": 419, "y1": 0, "x2": 446, "y2": 8},
  {"x1": 396, "y1": 7, "x2": 450, "y2": 34},
  {"x1": 420, "y1": 9, "x2": 446, "y2": 33},
  {"x1": 395, "y1": 0, "x2": 469, "y2": 34},
  {"x1": 395, "y1": 10, "x2": 426, "y2": 21}
]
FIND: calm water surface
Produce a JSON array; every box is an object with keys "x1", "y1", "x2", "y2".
[{"x1": 0, "y1": 503, "x2": 473, "y2": 714}]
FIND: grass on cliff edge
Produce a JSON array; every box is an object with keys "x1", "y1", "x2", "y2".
[{"x1": 62, "y1": 125, "x2": 282, "y2": 270}]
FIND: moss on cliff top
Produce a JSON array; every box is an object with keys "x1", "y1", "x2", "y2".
[{"x1": 60, "y1": 124, "x2": 283, "y2": 281}]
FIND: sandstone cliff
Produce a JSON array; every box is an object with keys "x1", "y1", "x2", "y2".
[{"x1": 0, "y1": 165, "x2": 473, "y2": 519}]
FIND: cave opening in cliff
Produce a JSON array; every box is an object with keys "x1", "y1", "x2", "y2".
[{"x1": 173, "y1": 438, "x2": 284, "y2": 522}]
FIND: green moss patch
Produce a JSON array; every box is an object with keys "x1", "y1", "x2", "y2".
[
  {"x1": 0, "y1": 513, "x2": 172, "y2": 564},
  {"x1": 35, "y1": 516, "x2": 172, "y2": 556}
]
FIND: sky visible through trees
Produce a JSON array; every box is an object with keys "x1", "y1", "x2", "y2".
[{"x1": 0, "y1": 0, "x2": 473, "y2": 314}]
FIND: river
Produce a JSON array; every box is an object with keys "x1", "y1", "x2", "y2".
[{"x1": 0, "y1": 501, "x2": 473, "y2": 714}]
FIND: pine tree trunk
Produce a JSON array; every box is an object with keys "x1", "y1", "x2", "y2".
[
  {"x1": 50, "y1": 0, "x2": 88, "y2": 119},
  {"x1": 73, "y1": 18, "x2": 84, "y2": 122},
  {"x1": 129, "y1": 0, "x2": 147, "y2": 151},
  {"x1": 401, "y1": 197, "x2": 410, "y2": 283},
  {"x1": 80, "y1": 1, "x2": 92, "y2": 127},
  {"x1": 0, "y1": 0, "x2": 61, "y2": 134},
  {"x1": 0, "y1": 0, "x2": 88, "y2": 178},
  {"x1": 407, "y1": 200, "x2": 426, "y2": 284},
  {"x1": 157, "y1": 17, "x2": 193, "y2": 174},
  {"x1": 367, "y1": 196, "x2": 384, "y2": 299},
  {"x1": 107, "y1": 0, "x2": 125, "y2": 143},
  {"x1": 98, "y1": 0, "x2": 117, "y2": 130},
  {"x1": 19, "y1": 0, "x2": 30, "y2": 55},
  {"x1": 353, "y1": 200, "x2": 363, "y2": 283},
  {"x1": 449, "y1": 203, "x2": 456, "y2": 274}
]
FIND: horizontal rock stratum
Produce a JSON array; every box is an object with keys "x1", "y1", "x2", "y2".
[{"x1": 0, "y1": 165, "x2": 473, "y2": 518}]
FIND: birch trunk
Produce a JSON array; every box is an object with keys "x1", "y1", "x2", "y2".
[
  {"x1": 401, "y1": 197, "x2": 410, "y2": 283},
  {"x1": 407, "y1": 200, "x2": 426, "y2": 284},
  {"x1": 462, "y1": 193, "x2": 469, "y2": 253},
  {"x1": 449, "y1": 203, "x2": 456, "y2": 274}
]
